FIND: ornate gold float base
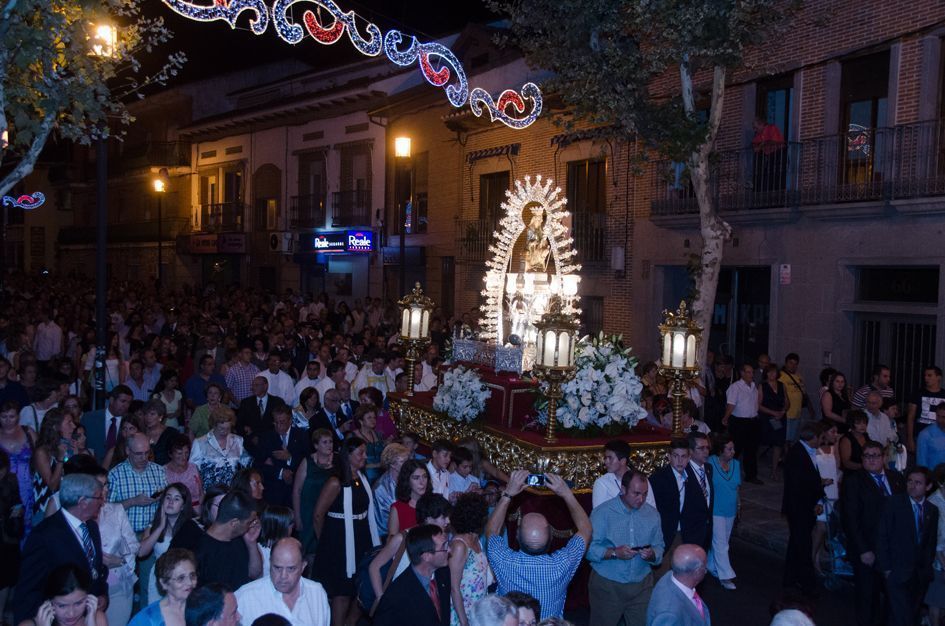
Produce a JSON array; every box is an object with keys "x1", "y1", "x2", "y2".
[{"x1": 392, "y1": 397, "x2": 668, "y2": 492}]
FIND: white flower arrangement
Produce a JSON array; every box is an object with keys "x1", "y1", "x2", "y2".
[
  {"x1": 537, "y1": 332, "x2": 648, "y2": 432},
  {"x1": 433, "y1": 365, "x2": 492, "y2": 423}
]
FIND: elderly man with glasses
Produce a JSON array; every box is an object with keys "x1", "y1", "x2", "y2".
[{"x1": 14, "y1": 473, "x2": 110, "y2": 624}]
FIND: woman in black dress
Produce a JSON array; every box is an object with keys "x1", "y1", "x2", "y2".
[
  {"x1": 312, "y1": 436, "x2": 380, "y2": 626},
  {"x1": 839, "y1": 410, "x2": 872, "y2": 471},
  {"x1": 821, "y1": 371, "x2": 850, "y2": 434},
  {"x1": 758, "y1": 363, "x2": 790, "y2": 481}
]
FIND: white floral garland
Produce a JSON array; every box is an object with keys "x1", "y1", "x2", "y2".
[
  {"x1": 538, "y1": 332, "x2": 648, "y2": 431},
  {"x1": 433, "y1": 365, "x2": 492, "y2": 423}
]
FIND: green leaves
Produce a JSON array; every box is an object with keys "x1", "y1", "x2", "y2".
[{"x1": 1, "y1": 0, "x2": 186, "y2": 195}]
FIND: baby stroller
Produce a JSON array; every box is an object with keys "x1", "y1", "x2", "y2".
[{"x1": 821, "y1": 498, "x2": 854, "y2": 590}]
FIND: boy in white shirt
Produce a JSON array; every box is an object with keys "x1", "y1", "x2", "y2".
[{"x1": 448, "y1": 447, "x2": 480, "y2": 500}]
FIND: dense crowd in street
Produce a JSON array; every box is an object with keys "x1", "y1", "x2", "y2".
[{"x1": 0, "y1": 273, "x2": 943, "y2": 626}]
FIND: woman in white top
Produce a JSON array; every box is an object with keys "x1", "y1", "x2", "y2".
[
  {"x1": 188, "y1": 408, "x2": 250, "y2": 490},
  {"x1": 812, "y1": 423, "x2": 840, "y2": 577},
  {"x1": 93, "y1": 471, "x2": 140, "y2": 626},
  {"x1": 138, "y1": 483, "x2": 195, "y2": 605},
  {"x1": 153, "y1": 369, "x2": 183, "y2": 431}
]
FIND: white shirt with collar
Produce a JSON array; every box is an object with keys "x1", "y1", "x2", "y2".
[
  {"x1": 690, "y1": 460, "x2": 711, "y2": 504},
  {"x1": 426, "y1": 460, "x2": 451, "y2": 500},
  {"x1": 866, "y1": 410, "x2": 897, "y2": 447},
  {"x1": 61, "y1": 507, "x2": 90, "y2": 553},
  {"x1": 235, "y1": 575, "x2": 330, "y2": 626},
  {"x1": 671, "y1": 574, "x2": 705, "y2": 617},
  {"x1": 591, "y1": 472, "x2": 658, "y2": 509},
  {"x1": 726, "y1": 379, "x2": 758, "y2": 418},
  {"x1": 259, "y1": 369, "x2": 295, "y2": 405}
]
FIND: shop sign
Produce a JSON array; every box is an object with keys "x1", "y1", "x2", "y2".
[
  {"x1": 345, "y1": 230, "x2": 374, "y2": 253},
  {"x1": 313, "y1": 231, "x2": 347, "y2": 253},
  {"x1": 189, "y1": 234, "x2": 219, "y2": 254},
  {"x1": 218, "y1": 233, "x2": 246, "y2": 254}
]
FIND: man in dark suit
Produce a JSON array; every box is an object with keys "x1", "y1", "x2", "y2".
[
  {"x1": 254, "y1": 405, "x2": 311, "y2": 506},
  {"x1": 309, "y1": 388, "x2": 352, "y2": 447},
  {"x1": 781, "y1": 422, "x2": 826, "y2": 594},
  {"x1": 80, "y1": 384, "x2": 133, "y2": 464},
  {"x1": 877, "y1": 466, "x2": 939, "y2": 626},
  {"x1": 374, "y1": 524, "x2": 451, "y2": 626},
  {"x1": 236, "y1": 375, "x2": 285, "y2": 455},
  {"x1": 650, "y1": 437, "x2": 712, "y2": 576},
  {"x1": 14, "y1": 473, "x2": 109, "y2": 624},
  {"x1": 841, "y1": 440, "x2": 905, "y2": 626}
]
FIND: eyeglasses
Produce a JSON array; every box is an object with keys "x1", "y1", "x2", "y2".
[{"x1": 167, "y1": 572, "x2": 198, "y2": 584}]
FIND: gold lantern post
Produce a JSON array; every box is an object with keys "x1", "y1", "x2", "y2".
[
  {"x1": 532, "y1": 295, "x2": 579, "y2": 443},
  {"x1": 398, "y1": 282, "x2": 435, "y2": 397},
  {"x1": 657, "y1": 300, "x2": 703, "y2": 437}
]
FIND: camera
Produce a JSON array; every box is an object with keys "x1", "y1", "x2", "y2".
[{"x1": 525, "y1": 474, "x2": 545, "y2": 487}]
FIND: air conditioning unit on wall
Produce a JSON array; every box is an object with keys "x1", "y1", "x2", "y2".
[{"x1": 268, "y1": 232, "x2": 294, "y2": 254}]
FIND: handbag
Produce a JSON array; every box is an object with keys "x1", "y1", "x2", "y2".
[{"x1": 355, "y1": 532, "x2": 408, "y2": 614}]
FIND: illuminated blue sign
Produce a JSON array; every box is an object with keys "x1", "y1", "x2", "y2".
[{"x1": 346, "y1": 230, "x2": 374, "y2": 253}]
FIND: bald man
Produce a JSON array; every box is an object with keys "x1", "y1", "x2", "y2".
[
  {"x1": 646, "y1": 544, "x2": 711, "y2": 626},
  {"x1": 235, "y1": 538, "x2": 330, "y2": 626},
  {"x1": 485, "y1": 470, "x2": 592, "y2": 620}
]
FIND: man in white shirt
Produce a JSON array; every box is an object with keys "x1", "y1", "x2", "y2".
[
  {"x1": 353, "y1": 353, "x2": 390, "y2": 400},
  {"x1": 724, "y1": 363, "x2": 763, "y2": 485},
  {"x1": 591, "y1": 440, "x2": 657, "y2": 510},
  {"x1": 235, "y1": 538, "x2": 329, "y2": 626},
  {"x1": 293, "y1": 361, "x2": 322, "y2": 406},
  {"x1": 33, "y1": 312, "x2": 63, "y2": 365},
  {"x1": 386, "y1": 354, "x2": 405, "y2": 393},
  {"x1": 864, "y1": 390, "x2": 897, "y2": 448},
  {"x1": 259, "y1": 353, "x2": 295, "y2": 406}
]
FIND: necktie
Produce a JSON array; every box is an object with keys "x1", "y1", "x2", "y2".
[
  {"x1": 79, "y1": 523, "x2": 96, "y2": 571},
  {"x1": 692, "y1": 590, "x2": 705, "y2": 619},
  {"x1": 916, "y1": 502, "x2": 924, "y2": 541},
  {"x1": 428, "y1": 578, "x2": 441, "y2": 620},
  {"x1": 104, "y1": 417, "x2": 117, "y2": 450},
  {"x1": 258, "y1": 397, "x2": 264, "y2": 413},
  {"x1": 698, "y1": 467, "x2": 709, "y2": 501},
  {"x1": 328, "y1": 412, "x2": 337, "y2": 429},
  {"x1": 874, "y1": 473, "x2": 889, "y2": 495},
  {"x1": 281, "y1": 433, "x2": 288, "y2": 448}
]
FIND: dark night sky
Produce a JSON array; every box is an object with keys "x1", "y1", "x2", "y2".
[{"x1": 148, "y1": 0, "x2": 500, "y2": 83}]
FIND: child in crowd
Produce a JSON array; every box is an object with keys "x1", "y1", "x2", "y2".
[
  {"x1": 449, "y1": 447, "x2": 481, "y2": 501},
  {"x1": 400, "y1": 432, "x2": 425, "y2": 460}
]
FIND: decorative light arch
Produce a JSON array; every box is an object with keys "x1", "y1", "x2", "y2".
[
  {"x1": 161, "y1": 0, "x2": 543, "y2": 129},
  {"x1": 479, "y1": 175, "x2": 581, "y2": 346}
]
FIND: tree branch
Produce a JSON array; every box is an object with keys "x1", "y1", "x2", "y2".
[{"x1": 0, "y1": 111, "x2": 54, "y2": 198}]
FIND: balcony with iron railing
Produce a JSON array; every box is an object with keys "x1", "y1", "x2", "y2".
[
  {"x1": 291, "y1": 194, "x2": 327, "y2": 229},
  {"x1": 650, "y1": 119, "x2": 945, "y2": 220},
  {"x1": 114, "y1": 141, "x2": 191, "y2": 174},
  {"x1": 331, "y1": 190, "x2": 372, "y2": 227},
  {"x1": 199, "y1": 202, "x2": 245, "y2": 233},
  {"x1": 456, "y1": 218, "x2": 500, "y2": 262}
]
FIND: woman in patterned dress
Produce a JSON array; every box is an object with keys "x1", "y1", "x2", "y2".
[
  {"x1": 188, "y1": 407, "x2": 250, "y2": 490},
  {"x1": 0, "y1": 401, "x2": 35, "y2": 537},
  {"x1": 448, "y1": 493, "x2": 493, "y2": 626}
]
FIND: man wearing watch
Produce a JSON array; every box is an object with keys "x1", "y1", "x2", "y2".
[{"x1": 587, "y1": 470, "x2": 664, "y2": 626}]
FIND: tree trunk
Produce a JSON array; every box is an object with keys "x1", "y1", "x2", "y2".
[
  {"x1": 680, "y1": 62, "x2": 732, "y2": 366},
  {"x1": 0, "y1": 112, "x2": 55, "y2": 198}
]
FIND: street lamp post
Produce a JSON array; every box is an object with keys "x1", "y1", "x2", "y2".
[
  {"x1": 394, "y1": 136, "x2": 411, "y2": 298},
  {"x1": 657, "y1": 300, "x2": 703, "y2": 437},
  {"x1": 153, "y1": 168, "x2": 169, "y2": 293},
  {"x1": 90, "y1": 21, "x2": 117, "y2": 410}
]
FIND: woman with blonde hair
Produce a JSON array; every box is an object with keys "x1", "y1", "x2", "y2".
[{"x1": 189, "y1": 407, "x2": 250, "y2": 489}]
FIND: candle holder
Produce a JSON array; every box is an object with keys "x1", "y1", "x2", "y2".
[
  {"x1": 657, "y1": 300, "x2": 703, "y2": 437},
  {"x1": 398, "y1": 282, "x2": 435, "y2": 397},
  {"x1": 532, "y1": 295, "x2": 579, "y2": 443}
]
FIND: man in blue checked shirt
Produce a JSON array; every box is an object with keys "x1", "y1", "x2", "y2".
[
  {"x1": 485, "y1": 470, "x2": 592, "y2": 620},
  {"x1": 587, "y1": 469, "x2": 664, "y2": 626}
]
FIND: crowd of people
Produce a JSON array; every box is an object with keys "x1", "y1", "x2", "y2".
[{"x1": 0, "y1": 274, "x2": 942, "y2": 626}]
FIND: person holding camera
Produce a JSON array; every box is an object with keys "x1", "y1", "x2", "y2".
[
  {"x1": 484, "y1": 470, "x2": 591, "y2": 620},
  {"x1": 587, "y1": 469, "x2": 663, "y2": 626}
]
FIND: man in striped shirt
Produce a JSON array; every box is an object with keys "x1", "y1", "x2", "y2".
[{"x1": 226, "y1": 346, "x2": 261, "y2": 403}]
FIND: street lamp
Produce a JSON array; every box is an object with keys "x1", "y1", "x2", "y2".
[
  {"x1": 398, "y1": 282, "x2": 434, "y2": 397},
  {"x1": 152, "y1": 168, "x2": 169, "y2": 293},
  {"x1": 394, "y1": 136, "x2": 412, "y2": 298},
  {"x1": 532, "y1": 295, "x2": 579, "y2": 443},
  {"x1": 657, "y1": 300, "x2": 702, "y2": 437},
  {"x1": 90, "y1": 20, "x2": 117, "y2": 410}
]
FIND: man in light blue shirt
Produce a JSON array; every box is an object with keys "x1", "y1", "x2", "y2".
[
  {"x1": 917, "y1": 403, "x2": 945, "y2": 469},
  {"x1": 587, "y1": 470, "x2": 664, "y2": 626}
]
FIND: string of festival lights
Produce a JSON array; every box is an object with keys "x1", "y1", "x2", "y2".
[{"x1": 161, "y1": 0, "x2": 543, "y2": 129}]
